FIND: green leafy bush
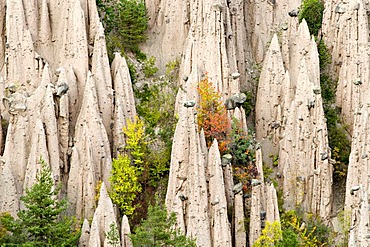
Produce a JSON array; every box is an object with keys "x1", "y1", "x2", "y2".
[
  {"x1": 142, "y1": 56, "x2": 159, "y2": 78},
  {"x1": 127, "y1": 59, "x2": 138, "y2": 84},
  {"x1": 229, "y1": 118, "x2": 258, "y2": 193},
  {"x1": 280, "y1": 210, "x2": 331, "y2": 246},
  {"x1": 276, "y1": 228, "x2": 299, "y2": 247},
  {"x1": 229, "y1": 118, "x2": 255, "y2": 165},
  {"x1": 130, "y1": 203, "x2": 196, "y2": 246},
  {"x1": 0, "y1": 212, "x2": 8, "y2": 242},
  {"x1": 135, "y1": 60, "x2": 180, "y2": 187},
  {"x1": 298, "y1": 0, "x2": 324, "y2": 36},
  {"x1": 241, "y1": 91, "x2": 255, "y2": 118},
  {"x1": 318, "y1": 39, "x2": 350, "y2": 180},
  {"x1": 0, "y1": 159, "x2": 80, "y2": 246}
]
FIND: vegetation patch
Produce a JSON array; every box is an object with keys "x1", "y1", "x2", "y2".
[
  {"x1": 97, "y1": 0, "x2": 148, "y2": 60},
  {"x1": 105, "y1": 223, "x2": 120, "y2": 247},
  {"x1": 253, "y1": 221, "x2": 283, "y2": 247},
  {"x1": 110, "y1": 154, "x2": 142, "y2": 216},
  {"x1": 134, "y1": 60, "x2": 179, "y2": 187},
  {"x1": 318, "y1": 38, "x2": 350, "y2": 180},
  {"x1": 229, "y1": 118, "x2": 258, "y2": 193},
  {"x1": 116, "y1": 59, "x2": 180, "y2": 225},
  {"x1": 279, "y1": 210, "x2": 331, "y2": 246},
  {"x1": 0, "y1": 159, "x2": 80, "y2": 246},
  {"x1": 130, "y1": 202, "x2": 196, "y2": 246},
  {"x1": 298, "y1": 0, "x2": 350, "y2": 180},
  {"x1": 197, "y1": 76, "x2": 231, "y2": 153},
  {"x1": 196, "y1": 77, "x2": 258, "y2": 194},
  {"x1": 298, "y1": 0, "x2": 324, "y2": 36}
]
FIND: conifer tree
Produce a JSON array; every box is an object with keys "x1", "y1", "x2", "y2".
[
  {"x1": 130, "y1": 203, "x2": 196, "y2": 247},
  {"x1": 97, "y1": 0, "x2": 148, "y2": 59},
  {"x1": 0, "y1": 159, "x2": 80, "y2": 246}
]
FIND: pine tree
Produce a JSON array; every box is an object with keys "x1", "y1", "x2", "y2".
[
  {"x1": 0, "y1": 159, "x2": 80, "y2": 246},
  {"x1": 130, "y1": 203, "x2": 196, "y2": 247},
  {"x1": 97, "y1": 0, "x2": 148, "y2": 59}
]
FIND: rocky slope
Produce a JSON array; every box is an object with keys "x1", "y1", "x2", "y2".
[
  {"x1": 0, "y1": 0, "x2": 369, "y2": 246},
  {"x1": 0, "y1": 0, "x2": 136, "y2": 232}
]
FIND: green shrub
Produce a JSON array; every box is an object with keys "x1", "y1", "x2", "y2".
[
  {"x1": 0, "y1": 212, "x2": 8, "y2": 242},
  {"x1": 228, "y1": 118, "x2": 258, "y2": 193},
  {"x1": 277, "y1": 228, "x2": 299, "y2": 247},
  {"x1": 298, "y1": 0, "x2": 324, "y2": 36},
  {"x1": 128, "y1": 61, "x2": 179, "y2": 225},
  {"x1": 135, "y1": 60, "x2": 179, "y2": 187},
  {"x1": 127, "y1": 59, "x2": 138, "y2": 84},
  {"x1": 318, "y1": 40, "x2": 331, "y2": 71},
  {"x1": 280, "y1": 210, "x2": 331, "y2": 246},
  {"x1": 142, "y1": 56, "x2": 159, "y2": 78},
  {"x1": 318, "y1": 39, "x2": 350, "y2": 180},
  {"x1": 130, "y1": 203, "x2": 196, "y2": 246},
  {"x1": 229, "y1": 118, "x2": 255, "y2": 165},
  {"x1": 241, "y1": 91, "x2": 255, "y2": 118}
]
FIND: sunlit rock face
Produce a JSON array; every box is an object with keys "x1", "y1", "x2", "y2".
[
  {"x1": 111, "y1": 53, "x2": 137, "y2": 158},
  {"x1": 145, "y1": 0, "x2": 241, "y2": 97},
  {"x1": 245, "y1": 0, "x2": 302, "y2": 64},
  {"x1": 165, "y1": 90, "x2": 212, "y2": 246},
  {"x1": 3, "y1": 0, "x2": 370, "y2": 245},
  {"x1": 249, "y1": 149, "x2": 280, "y2": 246},
  {"x1": 256, "y1": 20, "x2": 332, "y2": 223},
  {"x1": 344, "y1": 90, "x2": 370, "y2": 246},
  {"x1": 255, "y1": 34, "x2": 287, "y2": 159},
  {"x1": 144, "y1": 0, "x2": 302, "y2": 92},
  {"x1": 279, "y1": 59, "x2": 332, "y2": 223},
  {"x1": 67, "y1": 72, "x2": 112, "y2": 220},
  {"x1": 0, "y1": 0, "x2": 137, "y2": 221},
  {"x1": 89, "y1": 183, "x2": 121, "y2": 247},
  {"x1": 322, "y1": 0, "x2": 370, "y2": 132}
]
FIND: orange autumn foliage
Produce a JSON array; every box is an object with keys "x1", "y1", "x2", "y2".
[{"x1": 197, "y1": 77, "x2": 230, "y2": 153}]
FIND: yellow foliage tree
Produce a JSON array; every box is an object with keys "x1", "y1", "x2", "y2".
[
  {"x1": 109, "y1": 117, "x2": 148, "y2": 216},
  {"x1": 253, "y1": 221, "x2": 282, "y2": 247},
  {"x1": 109, "y1": 154, "x2": 142, "y2": 216},
  {"x1": 123, "y1": 117, "x2": 148, "y2": 166}
]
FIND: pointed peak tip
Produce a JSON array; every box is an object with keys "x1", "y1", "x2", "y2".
[
  {"x1": 40, "y1": 63, "x2": 51, "y2": 85},
  {"x1": 99, "y1": 181, "x2": 107, "y2": 193},
  {"x1": 268, "y1": 33, "x2": 281, "y2": 51},
  {"x1": 298, "y1": 19, "x2": 311, "y2": 38},
  {"x1": 272, "y1": 33, "x2": 279, "y2": 42},
  {"x1": 114, "y1": 52, "x2": 122, "y2": 59}
]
